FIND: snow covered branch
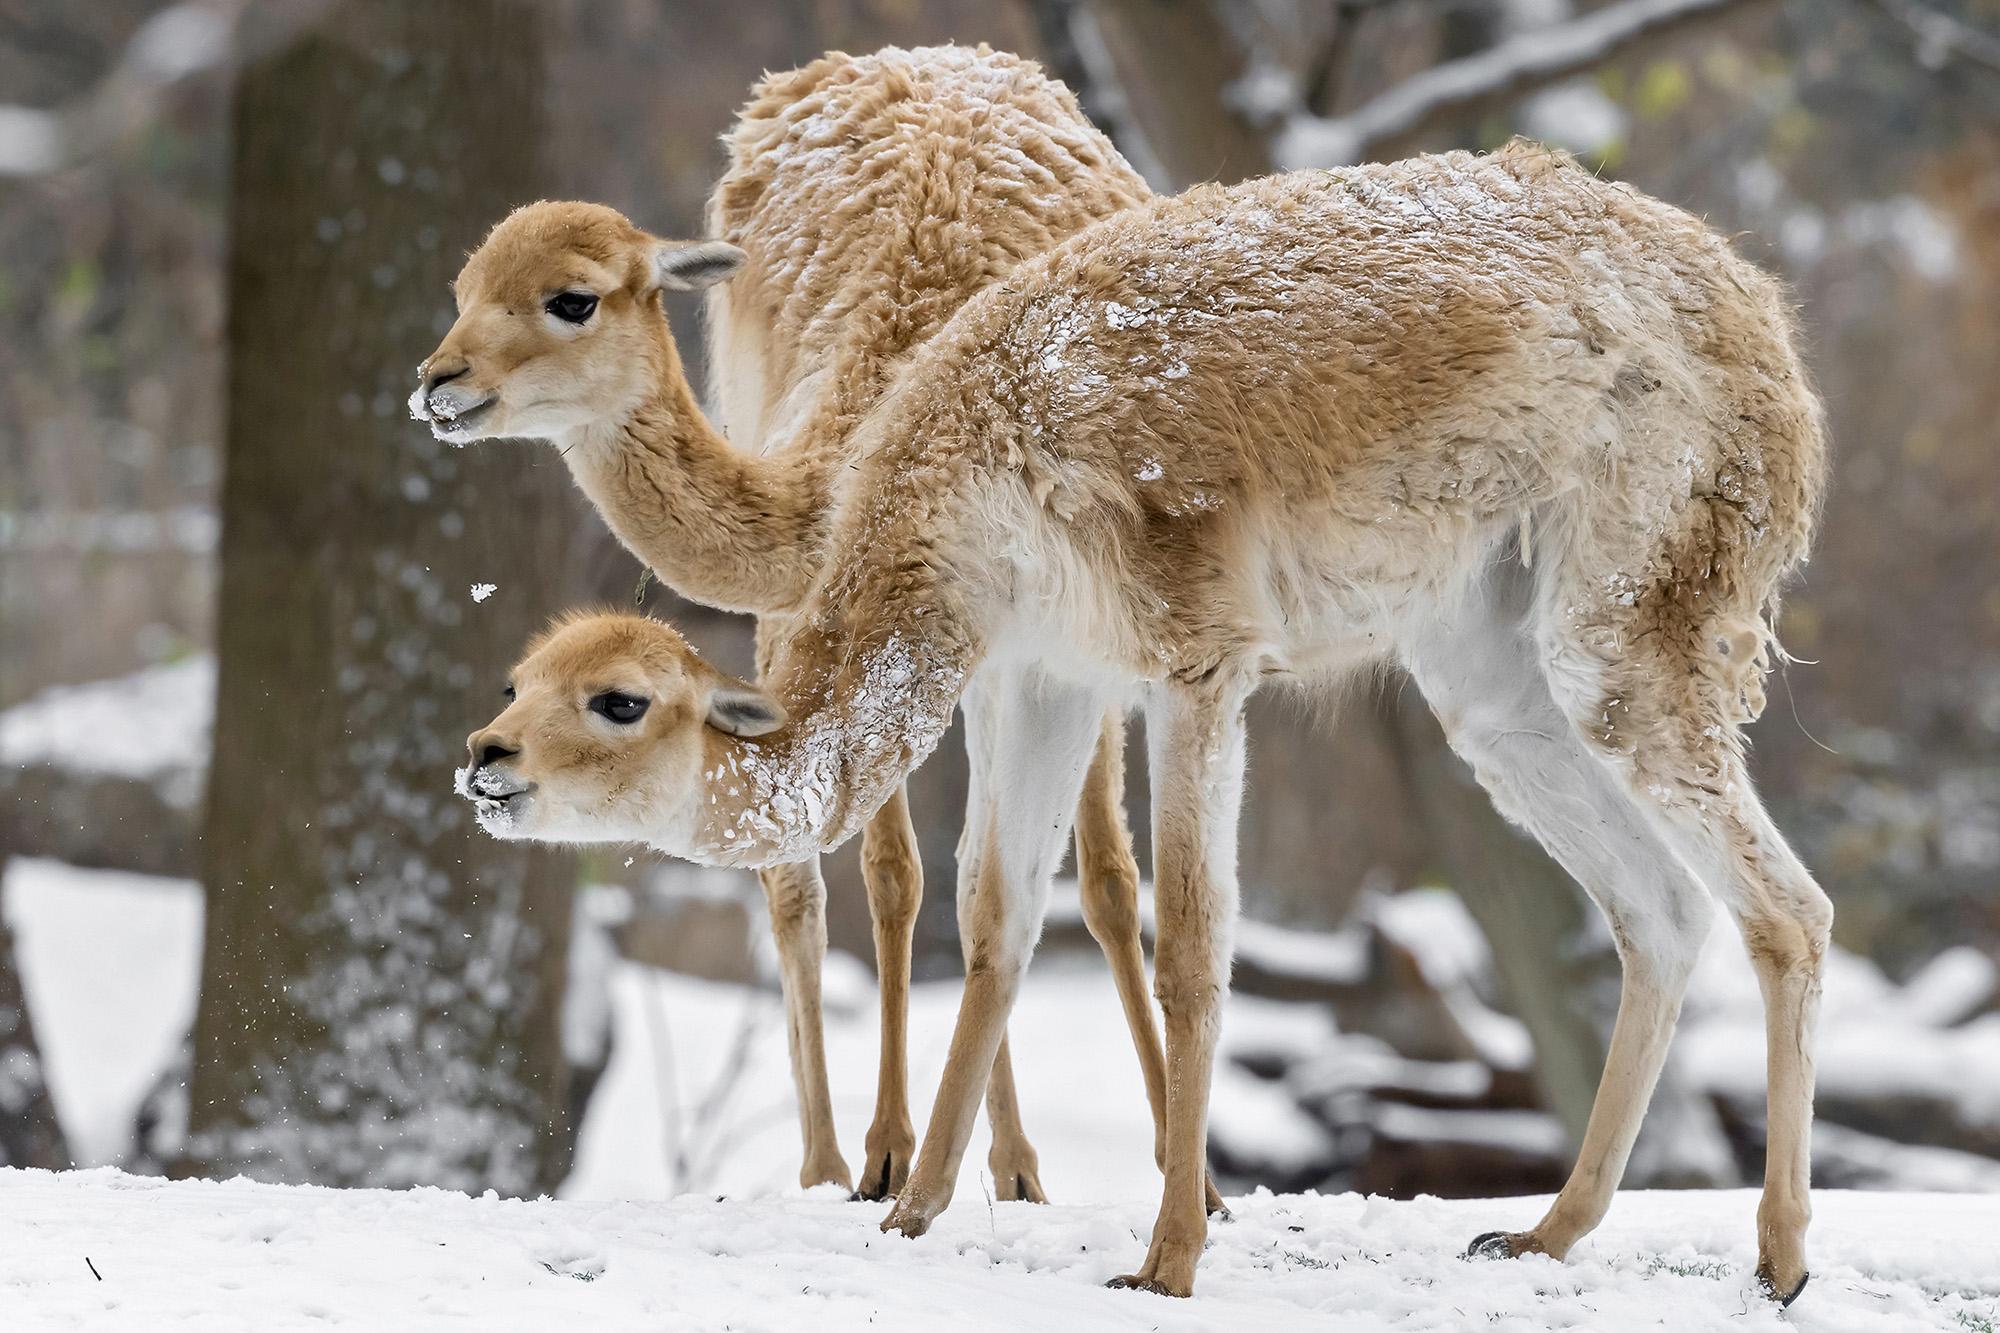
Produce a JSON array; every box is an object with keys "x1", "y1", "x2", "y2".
[
  {"x1": 1275, "y1": 0, "x2": 1775, "y2": 169},
  {"x1": 1862, "y1": 0, "x2": 2000, "y2": 74},
  {"x1": 1026, "y1": 0, "x2": 1176, "y2": 189},
  {"x1": 0, "y1": 0, "x2": 327, "y2": 176}
]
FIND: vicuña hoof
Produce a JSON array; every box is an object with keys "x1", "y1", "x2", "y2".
[
  {"x1": 1756, "y1": 1265, "x2": 1809, "y2": 1307},
  {"x1": 850, "y1": 1150, "x2": 904, "y2": 1203},
  {"x1": 995, "y1": 1170, "x2": 1047, "y2": 1204},
  {"x1": 879, "y1": 1199, "x2": 934, "y2": 1238},
  {"x1": 1105, "y1": 1273, "x2": 1188, "y2": 1298},
  {"x1": 801, "y1": 1158, "x2": 853, "y2": 1194},
  {"x1": 1465, "y1": 1230, "x2": 1525, "y2": 1260}
]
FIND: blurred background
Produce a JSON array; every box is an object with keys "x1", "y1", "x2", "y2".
[{"x1": 2, "y1": 0, "x2": 1997, "y2": 1207}]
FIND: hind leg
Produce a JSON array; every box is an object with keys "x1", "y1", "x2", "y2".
[
  {"x1": 1107, "y1": 669, "x2": 1251, "y2": 1297},
  {"x1": 982, "y1": 1035, "x2": 1046, "y2": 1202},
  {"x1": 1639, "y1": 771, "x2": 1829, "y2": 1303},
  {"x1": 1073, "y1": 712, "x2": 1229, "y2": 1216},
  {"x1": 1404, "y1": 586, "x2": 1713, "y2": 1262}
]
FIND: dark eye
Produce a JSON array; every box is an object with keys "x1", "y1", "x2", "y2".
[
  {"x1": 590, "y1": 691, "x2": 649, "y2": 724},
  {"x1": 545, "y1": 291, "x2": 598, "y2": 323},
  {"x1": 502, "y1": 684, "x2": 515, "y2": 700}
]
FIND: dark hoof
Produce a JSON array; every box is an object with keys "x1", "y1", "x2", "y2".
[
  {"x1": 849, "y1": 1154, "x2": 899, "y2": 1203},
  {"x1": 994, "y1": 1170, "x2": 1047, "y2": 1204},
  {"x1": 1758, "y1": 1270, "x2": 1809, "y2": 1307},
  {"x1": 1465, "y1": 1231, "x2": 1517, "y2": 1260},
  {"x1": 1106, "y1": 1274, "x2": 1183, "y2": 1297},
  {"x1": 1207, "y1": 1203, "x2": 1233, "y2": 1223}
]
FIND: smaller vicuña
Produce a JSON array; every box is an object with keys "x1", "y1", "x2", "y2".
[{"x1": 454, "y1": 610, "x2": 785, "y2": 846}]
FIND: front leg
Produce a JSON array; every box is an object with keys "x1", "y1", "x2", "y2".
[
  {"x1": 1108, "y1": 675, "x2": 1248, "y2": 1298},
  {"x1": 758, "y1": 859, "x2": 852, "y2": 1191},
  {"x1": 880, "y1": 668, "x2": 1111, "y2": 1238},
  {"x1": 854, "y1": 787, "x2": 921, "y2": 1201}
]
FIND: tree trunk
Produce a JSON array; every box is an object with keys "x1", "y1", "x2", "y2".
[
  {"x1": 0, "y1": 855, "x2": 70, "y2": 1169},
  {"x1": 1084, "y1": 0, "x2": 1271, "y2": 187},
  {"x1": 183, "y1": 1, "x2": 578, "y2": 1195}
]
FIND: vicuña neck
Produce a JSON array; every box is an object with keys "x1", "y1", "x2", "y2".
[
  {"x1": 681, "y1": 554, "x2": 982, "y2": 868},
  {"x1": 557, "y1": 344, "x2": 826, "y2": 616}
]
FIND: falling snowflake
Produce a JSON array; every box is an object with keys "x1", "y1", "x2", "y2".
[{"x1": 470, "y1": 583, "x2": 497, "y2": 603}]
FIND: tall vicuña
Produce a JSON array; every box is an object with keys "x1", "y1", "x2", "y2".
[
  {"x1": 466, "y1": 142, "x2": 1831, "y2": 1301},
  {"x1": 413, "y1": 45, "x2": 1197, "y2": 1207}
]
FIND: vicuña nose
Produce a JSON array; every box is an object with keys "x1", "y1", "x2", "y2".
[
  {"x1": 424, "y1": 361, "x2": 470, "y2": 394},
  {"x1": 468, "y1": 733, "x2": 519, "y2": 770}
]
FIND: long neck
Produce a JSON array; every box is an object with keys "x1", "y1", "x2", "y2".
[
  {"x1": 679, "y1": 523, "x2": 985, "y2": 868},
  {"x1": 559, "y1": 338, "x2": 825, "y2": 615}
]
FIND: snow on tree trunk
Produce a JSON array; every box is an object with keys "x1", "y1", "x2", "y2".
[{"x1": 182, "y1": 1, "x2": 577, "y2": 1195}]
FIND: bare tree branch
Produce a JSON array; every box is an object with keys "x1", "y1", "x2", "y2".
[
  {"x1": 1063, "y1": 0, "x2": 1278, "y2": 188},
  {"x1": 1861, "y1": 0, "x2": 2000, "y2": 74},
  {"x1": 1276, "y1": 0, "x2": 1776, "y2": 168},
  {"x1": 0, "y1": 0, "x2": 329, "y2": 177},
  {"x1": 1027, "y1": 0, "x2": 1178, "y2": 189}
]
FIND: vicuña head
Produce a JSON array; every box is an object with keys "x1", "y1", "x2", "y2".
[
  {"x1": 410, "y1": 201, "x2": 744, "y2": 443},
  {"x1": 457, "y1": 611, "x2": 783, "y2": 845}
]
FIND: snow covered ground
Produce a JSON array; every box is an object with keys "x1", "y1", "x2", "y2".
[
  {"x1": 10, "y1": 856, "x2": 2000, "y2": 1200},
  {"x1": 7, "y1": 859, "x2": 2000, "y2": 1328},
  {"x1": 0, "y1": 858, "x2": 1328, "y2": 1204},
  {"x1": 3, "y1": 1169, "x2": 1996, "y2": 1331}
]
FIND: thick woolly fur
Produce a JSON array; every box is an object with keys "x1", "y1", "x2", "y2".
[
  {"x1": 468, "y1": 140, "x2": 1834, "y2": 1298},
  {"x1": 659, "y1": 143, "x2": 1829, "y2": 866},
  {"x1": 704, "y1": 44, "x2": 1150, "y2": 468}
]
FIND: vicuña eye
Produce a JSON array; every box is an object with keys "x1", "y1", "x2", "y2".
[
  {"x1": 502, "y1": 684, "x2": 515, "y2": 700},
  {"x1": 590, "y1": 691, "x2": 649, "y2": 724},
  {"x1": 546, "y1": 291, "x2": 598, "y2": 324}
]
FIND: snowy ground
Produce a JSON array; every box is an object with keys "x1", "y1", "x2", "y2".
[
  {"x1": 3, "y1": 1170, "x2": 1996, "y2": 1331},
  {"x1": 7, "y1": 859, "x2": 2000, "y2": 1329},
  {"x1": 14, "y1": 856, "x2": 2000, "y2": 1204},
  {"x1": 0, "y1": 857, "x2": 1329, "y2": 1203}
]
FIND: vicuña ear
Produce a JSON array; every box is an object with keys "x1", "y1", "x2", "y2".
[
  {"x1": 705, "y1": 679, "x2": 785, "y2": 737},
  {"x1": 651, "y1": 240, "x2": 747, "y2": 292}
]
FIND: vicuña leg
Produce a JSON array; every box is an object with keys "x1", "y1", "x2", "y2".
[
  {"x1": 853, "y1": 786, "x2": 922, "y2": 1201},
  {"x1": 757, "y1": 858, "x2": 852, "y2": 1191},
  {"x1": 1403, "y1": 580, "x2": 1712, "y2": 1264},
  {"x1": 881, "y1": 667, "x2": 1110, "y2": 1237},
  {"x1": 1108, "y1": 673, "x2": 1249, "y2": 1297},
  {"x1": 1074, "y1": 713, "x2": 1228, "y2": 1216},
  {"x1": 1643, "y1": 775, "x2": 1830, "y2": 1304},
  {"x1": 982, "y1": 1034, "x2": 1046, "y2": 1202}
]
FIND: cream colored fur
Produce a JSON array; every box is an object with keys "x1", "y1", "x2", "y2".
[
  {"x1": 466, "y1": 142, "x2": 1831, "y2": 1300},
  {"x1": 415, "y1": 46, "x2": 1212, "y2": 1204}
]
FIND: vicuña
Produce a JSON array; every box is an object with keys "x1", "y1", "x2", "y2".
[
  {"x1": 412, "y1": 46, "x2": 1222, "y2": 1207},
  {"x1": 461, "y1": 143, "x2": 1829, "y2": 1302}
]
